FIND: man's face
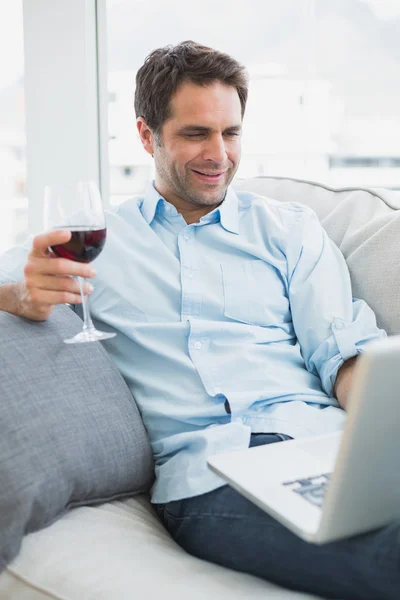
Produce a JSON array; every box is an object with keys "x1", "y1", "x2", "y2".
[{"x1": 151, "y1": 81, "x2": 242, "y2": 210}]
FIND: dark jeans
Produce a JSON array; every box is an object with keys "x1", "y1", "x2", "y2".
[{"x1": 155, "y1": 433, "x2": 400, "y2": 600}]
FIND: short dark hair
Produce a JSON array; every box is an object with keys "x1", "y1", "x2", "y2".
[{"x1": 134, "y1": 40, "x2": 249, "y2": 136}]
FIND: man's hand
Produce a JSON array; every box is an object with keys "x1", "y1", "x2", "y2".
[
  {"x1": 334, "y1": 355, "x2": 358, "y2": 410},
  {"x1": 7, "y1": 230, "x2": 96, "y2": 321}
]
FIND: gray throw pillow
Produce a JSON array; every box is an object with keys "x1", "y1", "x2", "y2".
[{"x1": 0, "y1": 305, "x2": 154, "y2": 573}]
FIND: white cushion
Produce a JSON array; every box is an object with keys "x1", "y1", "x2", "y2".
[
  {"x1": 234, "y1": 176, "x2": 400, "y2": 336},
  {"x1": 0, "y1": 495, "x2": 318, "y2": 600}
]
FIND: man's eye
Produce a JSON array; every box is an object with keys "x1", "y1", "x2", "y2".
[
  {"x1": 225, "y1": 132, "x2": 240, "y2": 137},
  {"x1": 185, "y1": 133, "x2": 205, "y2": 138}
]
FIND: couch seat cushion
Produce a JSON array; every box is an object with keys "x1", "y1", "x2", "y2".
[{"x1": 0, "y1": 495, "x2": 320, "y2": 600}]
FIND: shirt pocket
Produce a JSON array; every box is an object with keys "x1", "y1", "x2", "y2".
[{"x1": 221, "y1": 260, "x2": 289, "y2": 326}]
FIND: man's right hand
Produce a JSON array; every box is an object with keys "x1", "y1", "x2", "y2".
[{"x1": 18, "y1": 229, "x2": 96, "y2": 321}]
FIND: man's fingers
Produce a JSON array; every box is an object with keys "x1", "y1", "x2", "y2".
[
  {"x1": 28, "y1": 288, "x2": 83, "y2": 306},
  {"x1": 25, "y1": 256, "x2": 96, "y2": 279},
  {"x1": 29, "y1": 274, "x2": 94, "y2": 295},
  {"x1": 31, "y1": 230, "x2": 71, "y2": 256},
  {"x1": 22, "y1": 231, "x2": 97, "y2": 316}
]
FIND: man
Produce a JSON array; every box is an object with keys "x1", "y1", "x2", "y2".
[{"x1": 0, "y1": 41, "x2": 397, "y2": 599}]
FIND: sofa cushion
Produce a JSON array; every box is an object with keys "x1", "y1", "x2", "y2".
[
  {"x1": 234, "y1": 177, "x2": 400, "y2": 336},
  {"x1": 0, "y1": 495, "x2": 318, "y2": 600},
  {"x1": 0, "y1": 304, "x2": 154, "y2": 573}
]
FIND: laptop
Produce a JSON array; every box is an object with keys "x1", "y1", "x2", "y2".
[{"x1": 207, "y1": 335, "x2": 400, "y2": 544}]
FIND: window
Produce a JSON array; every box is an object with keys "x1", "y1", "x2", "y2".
[
  {"x1": 0, "y1": 0, "x2": 27, "y2": 253},
  {"x1": 106, "y1": 0, "x2": 400, "y2": 203},
  {"x1": 330, "y1": 157, "x2": 400, "y2": 169}
]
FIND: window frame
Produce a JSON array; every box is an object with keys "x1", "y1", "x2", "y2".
[{"x1": 22, "y1": 0, "x2": 109, "y2": 236}]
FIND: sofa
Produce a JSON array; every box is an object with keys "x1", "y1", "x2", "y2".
[{"x1": 1, "y1": 175, "x2": 399, "y2": 600}]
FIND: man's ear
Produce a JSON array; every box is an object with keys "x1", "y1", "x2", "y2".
[{"x1": 137, "y1": 117, "x2": 155, "y2": 156}]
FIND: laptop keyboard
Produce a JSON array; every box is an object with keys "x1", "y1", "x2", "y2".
[{"x1": 282, "y1": 473, "x2": 332, "y2": 508}]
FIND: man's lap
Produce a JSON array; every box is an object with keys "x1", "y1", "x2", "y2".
[{"x1": 155, "y1": 434, "x2": 400, "y2": 600}]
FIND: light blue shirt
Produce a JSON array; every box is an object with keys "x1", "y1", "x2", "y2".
[{"x1": 0, "y1": 184, "x2": 386, "y2": 503}]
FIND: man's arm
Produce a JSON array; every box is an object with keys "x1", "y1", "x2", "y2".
[
  {"x1": 287, "y1": 207, "x2": 386, "y2": 401},
  {"x1": 333, "y1": 355, "x2": 358, "y2": 410}
]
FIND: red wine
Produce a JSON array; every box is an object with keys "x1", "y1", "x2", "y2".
[{"x1": 51, "y1": 228, "x2": 106, "y2": 263}]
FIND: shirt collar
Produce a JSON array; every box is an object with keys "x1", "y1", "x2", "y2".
[
  {"x1": 215, "y1": 187, "x2": 239, "y2": 234},
  {"x1": 140, "y1": 181, "x2": 239, "y2": 234},
  {"x1": 140, "y1": 182, "x2": 164, "y2": 225}
]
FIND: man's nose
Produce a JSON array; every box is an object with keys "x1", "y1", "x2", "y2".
[{"x1": 202, "y1": 134, "x2": 228, "y2": 163}]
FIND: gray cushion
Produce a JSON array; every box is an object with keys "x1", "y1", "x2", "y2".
[{"x1": 0, "y1": 305, "x2": 154, "y2": 573}]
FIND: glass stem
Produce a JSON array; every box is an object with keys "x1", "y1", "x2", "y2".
[{"x1": 78, "y1": 276, "x2": 95, "y2": 332}]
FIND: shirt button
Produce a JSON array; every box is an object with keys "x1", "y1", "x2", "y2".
[
  {"x1": 183, "y1": 234, "x2": 190, "y2": 241},
  {"x1": 335, "y1": 319, "x2": 346, "y2": 330},
  {"x1": 194, "y1": 341, "x2": 202, "y2": 350},
  {"x1": 188, "y1": 272, "x2": 194, "y2": 278}
]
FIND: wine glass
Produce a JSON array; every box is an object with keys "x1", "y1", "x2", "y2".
[{"x1": 44, "y1": 181, "x2": 116, "y2": 344}]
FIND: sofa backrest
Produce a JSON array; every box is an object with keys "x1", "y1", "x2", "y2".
[{"x1": 234, "y1": 176, "x2": 400, "y2": 336}]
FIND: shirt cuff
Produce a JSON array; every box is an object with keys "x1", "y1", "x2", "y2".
[
  {"x1": 313, "y1": 315, "x2": 386, "y2": 398},
  {"x1": 0, "y1": 271, "x2": 18, "y2": 284},
  {"x1": 331, "y1": 317, "x2": 358, "y2": 360}
]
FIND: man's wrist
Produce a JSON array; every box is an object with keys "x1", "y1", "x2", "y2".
[
  {"x1": 0, "y1": 282, "x2": 23, "y2": 317},
  {"x1": 334, "y1": 355, "x2": 358, "y2": 410}
]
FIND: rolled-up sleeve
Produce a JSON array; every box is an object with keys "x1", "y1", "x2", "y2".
[
  {"x1": 0, "y1": 237, "x2": 33, "y2": 284},
  {"x1": 287, "y1": 207, "x2": 387, "y2": 398}
]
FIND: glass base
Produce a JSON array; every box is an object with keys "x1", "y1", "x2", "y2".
[{"x1": 64, "y1": 328, "x2": 116, "y2": 344}]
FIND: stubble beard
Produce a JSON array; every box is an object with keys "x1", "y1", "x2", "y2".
[
  {"x1": 156, "y1": 153, "x2": 236, "y2": 209},
  {"x1": 181, "y1": 168, "x2": 231, "y2": 207}
]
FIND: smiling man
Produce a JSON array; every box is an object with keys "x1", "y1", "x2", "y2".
[
  {"x1": 0, "y1": 41, "x2": 398, "y2": 599},
  {"x1": 137, "y1": 79, "x2": 242, "y2": 223}
]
